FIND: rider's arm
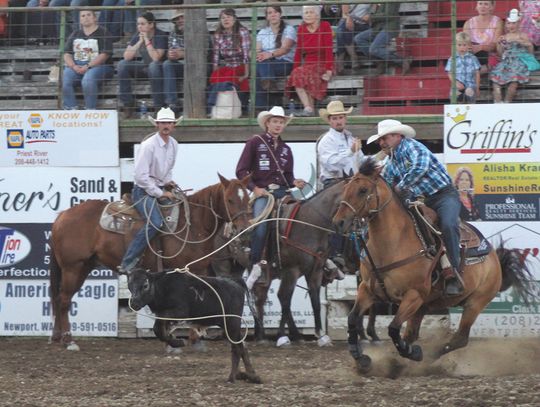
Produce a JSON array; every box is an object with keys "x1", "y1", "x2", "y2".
[
  {"x1": 236, "y1": 138, "x2": 257, "y2": 191},
  {"x1": 134, "y1": 143, "x2": 164, "y2": 198},
  {"x1": 396, "y1": 143, "x2": 430, "y2": 191}
]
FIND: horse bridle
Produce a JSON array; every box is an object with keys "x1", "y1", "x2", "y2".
[{"x1": 338, "y1": 177, "x2": 392, "y2": 224}]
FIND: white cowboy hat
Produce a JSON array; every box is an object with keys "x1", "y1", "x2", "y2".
[
  {"x1": 319, "y1": 100, "x2": 353, "y2": 122},
  {"x1": 170, "y1": 10, "x2": 184, "y2": 21},
  {"x1": 147, "y1": 107, "x2": 183, "y2": 125},
  {"x1": 257, "y1": 106, "x2": 293, "y2": 130},
  {"x1": 506, "y1": 8, "x2": 520, "y2": 23},
  {"x1": 367, "y1": 119, "x2": 416, "y2": 144}
]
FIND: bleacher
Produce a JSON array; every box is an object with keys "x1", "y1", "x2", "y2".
[{"x1": 0, "y1": 1, "x2": 539, "y2": 120}]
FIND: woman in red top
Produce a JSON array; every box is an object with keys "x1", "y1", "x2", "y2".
[{"x1": 287, "y1": 5, "x2": 334, "y2": 116}]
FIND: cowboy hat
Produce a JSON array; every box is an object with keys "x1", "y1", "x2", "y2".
[
  {"x1": 257, "y1": 106, "x2": 293, "y2": 130},
  {"x1": 367, "y1": 119, "x2": 416, "y2": 144},
  {"x1": 506, "y1": 8, "x2": 520, "y2": 23},
  {"x1": 170, "y1": 10, "x2": 184, "y2": 20},
  {"x1": 319, "y1": 100, "x2": 353, "y2": 122},
  {"x1": 147, "y1": 107, "x2": 183, "y2": 125}
]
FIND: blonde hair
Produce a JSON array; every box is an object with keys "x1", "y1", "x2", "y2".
[{"x1": 456, "y1": 31, "x2": 471, "y2": 44}]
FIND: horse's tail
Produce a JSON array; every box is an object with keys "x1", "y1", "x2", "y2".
[
  {"x1": 49, "y1": 245, "x2": 62, "y2": 317},
  {"x1": 496, "y1": 243, "x2": 535, "y2": 303}
]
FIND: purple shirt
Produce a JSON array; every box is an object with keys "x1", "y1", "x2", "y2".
[{"x1": 236, "y1": 133, "x2": 296, "y2": 191}]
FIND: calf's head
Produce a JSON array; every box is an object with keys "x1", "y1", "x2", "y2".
[{"x1": 127, "y1": 268, "x2": 163, "y2": 311}]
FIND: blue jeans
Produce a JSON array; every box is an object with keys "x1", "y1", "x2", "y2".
[
  {"x1": 48, "y1": 0, "x2": 88, "y2": 36},
  {"x1": 99, "y1": 0, "x2": 124, "y2": 41},
  {"x1": 255, "y1": 59, "x2": 292, "y2": 109},
  {"x1": 424, "y1": 186, "x2": 462, "y2": 269},
  {"x1": 354, "y1": 28, "x2": 402, "y2": 64},
  {"x1": 117, "y1": 59, "x2": 164, "y2": 107},
  {"x1": 250, "y1": 188, "x2": 288, "y2": 264},
  {"x1": 336, "y1": 19, "x2": 370, "y2": 54},
  {"x1": 62, "y1": 65, "x2": 114, "y2": 109},
  {"x1": 121, "y1": 185, "x2": 164, "y2": 270},
  {"x1": 123, "y1": 0, "x2": 160, "y2": 34},
  {"x1": 162, "y1": 60, "x2": 184, "y2": 106}
]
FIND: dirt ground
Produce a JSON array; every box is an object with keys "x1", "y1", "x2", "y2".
[{"x1": 1, "y1": 335, "x2": 539, "y2": 407}]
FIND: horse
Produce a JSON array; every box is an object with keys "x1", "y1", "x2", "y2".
[
  {"x1": 332, "y1": 158, "x2": 534, "y2": 373},
  {"x1": 49, "y1": 174, "x2": 251, "y2": 350}
]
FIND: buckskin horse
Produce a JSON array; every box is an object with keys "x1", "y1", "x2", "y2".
[
  {"x1": 49, "y1": 174, "x2": 251, "y2": 350},
  {"x1": 333, "y1": 158, "x2": 533, "y2": 373}
]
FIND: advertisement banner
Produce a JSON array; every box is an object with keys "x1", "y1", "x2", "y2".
[
  {"x1": 447, "y1": 163, "x2": 540, "y2": 221},
  {"x1": 0, "y1": 110, "x2": 119, "y2": 167},
  {"x1": 443, "y1": 104, "x2": 540, "y2": 164},
  {"x1": 0, "y1": 167, "x2": 121, "y2": 223}
]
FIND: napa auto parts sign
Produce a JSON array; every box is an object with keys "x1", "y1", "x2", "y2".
[
  {"x1": 443, "y1": 103, "x2": 540, "y2": 163},
  {"x1": 0, "y1": 110, "x2": 118, "y2": 167}
]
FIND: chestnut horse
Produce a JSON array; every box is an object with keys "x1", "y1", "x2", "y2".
[
  {"x1": 333, "y1": 159, "x2": 533, "y2": 373},
  {"x1": 49, "y1": 174, "x2": 251, "y2": 350}
]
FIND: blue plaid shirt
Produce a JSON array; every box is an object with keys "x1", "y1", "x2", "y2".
[
  {"x1": 382, "y1": 138, "x2": 452, "y2": 198},
  {"x1": 445, "y1": 52, "x2": 481, "y2": 89}
]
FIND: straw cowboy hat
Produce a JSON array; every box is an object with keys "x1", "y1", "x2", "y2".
[
  {"x1": 367, "y1": 119, "x2": 416, "y2": 144},
  {"x1": 170, "y1": 10, "x2": 185, "y2": 21},
  {"x1": 318, "y1": 100, "x2": 353, "y2": 122},
  {"x1": 257, "y1": 106, "x2": 293, "y2": 130},
  {"x1": 147, "y1": 107, "x2": 183, "y2": 125}
]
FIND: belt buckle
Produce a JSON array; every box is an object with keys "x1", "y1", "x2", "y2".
[{"x1": 268, "y1": 183, "x2": 280, "y2": 191}]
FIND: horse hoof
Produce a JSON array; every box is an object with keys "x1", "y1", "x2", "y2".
[
  {"x1": 317, "y1": 334, "x2": 332, "y2": 347},
  {"x1": 166, "y1": 345, "x2": 182, "y2": 354},
  {"x1": 409, "y1": 344, "x2": 423, "y2": 362},
  {"x1": 65, "y1": 341, "x2": 80, "y2": 351},
  {"x1": 276, "y1": 336, "x2": 291, "y2": 347},
  {"x1": 356, "y1": 354, "x2": 372, "y2": 374}
]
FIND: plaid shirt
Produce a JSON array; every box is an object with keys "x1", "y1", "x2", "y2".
[
  {"x1": 382, "y1": 138, "x2": 452, "y2": 198},
  {"x1": 445, "y1": 52, "x2": 481, "y2": 89},
  {"x1": 212, "y1": 26, "x2": 250, "y2": 68}
]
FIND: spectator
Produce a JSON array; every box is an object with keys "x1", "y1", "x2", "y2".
[
  {"x1": 463, "y1": 1, "x2": 504, "y2": 73},
  {"x1": 354, "y1": 2, "x2": 410, "y2": 75},
  {"x1": 255, "y1": 5, "x2": 296, "y2": 111},
  {"x1": 62, "y1": 10, "x2": 114, "y2": 110},
  {"x1": 336, "y1": 3, "x2": 372, "y2": 74},
  {"x1": 163, "y1": 10, "x2": 185, "y2": 114},
  {"x1": 208, "y1": 8, "x2": 250, "y2": 115},
  {"x1": 98, "y1": 0, "x2": 124, "y2": 42},
  {"x1": 123, "y1": 0, "x2": 160, "y2": 41},
  {"x1": 453, "y1": 166, "x2": 481, "y2": 221},
  {"x1": 520, "y1": 0, "x2": 540, "y2": 48},
  {"x1": 117, "y1": 11, "x2": 167, "y2": 119},
  {"x1": 25, "y1": 0, "x2": 57, "y2": 44},
  {"x1": 445, "y1": 32, "x2": 481, "y2": 104},
  {"x1": 48, "y1": 0, "x2": 89, "y2": 37},
  {"x1": 490, "y1": 9, "x2": 534, "y2": 103},
  {"x1": 286, "y1": 5, "x2": 334, "y2": 117}
]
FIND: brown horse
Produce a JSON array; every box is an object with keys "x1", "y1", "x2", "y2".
[
  {"x1": 333, "y1": 158, "x2": 533, "y2": 373},
  {"x1": 49, "y1": 174, "x2": 251, "y2": 350}
]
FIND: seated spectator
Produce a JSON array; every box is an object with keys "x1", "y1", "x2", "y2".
[
  {"x1": 463, "y1": 1, "x2": 504, "y2": 73},
  {"x1": 163, "y1": 10, "x2": 185, "y2": 115},
  {"x1": 117, "y1": 11, "x2": 167, "y2": 119},
  {"x1": 98, "y1": 0, "x2": 124, "y2": 42},
  {"x1": 286, "y1": 5, "x2": 334, "y2": 117},
  {"x1": 490, "y1": 9, "x2": 534, "y2": 103},
  {"x1": 208, "y1": 8, "x2": 250, "y2": 115},
  {"x1": 354, "y1": 2, "x2": 410, "y2": 75},
  {"x1": 336, "y1": 3, "x2": 372, "y2": 74},
  {"x1": 25, "y1": 0, "x2": 57, "y2": 44},
  {"x1": 445, "y1": 32, "x2": 481, "y2": 104},
  {"x1": 62, "y1": 10, "x2": 114, "y2": 110},
  {"x1": 122, "y1": 0, "x2": 160, "y2": 41},
  {"x1": 520, "y1": 0, "x2": 540, "y2": 48},
  {"x1": 255, "y1": 5, "x2": 296, "y2": 111}
]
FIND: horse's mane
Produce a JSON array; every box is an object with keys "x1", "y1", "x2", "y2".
[
  {"x1": 187, "y1": 182, "x2": 222, "y2": 204},
  {"x1": 358, "y1": 157, "x2": 378, "y2": 177}
]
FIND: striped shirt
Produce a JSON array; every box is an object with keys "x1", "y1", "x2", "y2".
[
  {"x1": 382, "y1": 138, "x2": 452, "y2": 198},
  {"x1": 134, "y1": 132, "x2": 178, "y2": 198},
  {"x1": 212, "y1": 26, "x2": 251, "y2": 68}
]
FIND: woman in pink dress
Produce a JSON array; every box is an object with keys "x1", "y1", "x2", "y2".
[
  {"x1": 520, "y1": 0, "x2": 540, "y2": 47},
  {"x1": 463, "y1": 1, "x2": 504, "y2": 72},
  {"x1": 287, "y1": 5, "x2": 334, "y2": 116}
]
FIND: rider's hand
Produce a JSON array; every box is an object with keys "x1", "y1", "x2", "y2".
[
  {"x1": 164, "y1": 181, "x2": 178, "y2": 191},
  {"x1": 253, "y1": 186, "x2": 266, "y2": 197},
  {"x1": 161, "y1": 190, "x2": 175, "y2": 200},
  {"x1": 293, "y1": 179, "x2": 306, "y2": 189}
]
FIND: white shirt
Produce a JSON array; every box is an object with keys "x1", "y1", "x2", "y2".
[
  {"x1": 256, "y1": 25, "x2": 297, "y2": 63},
  {"x1": 134, "y1": 132, "x2": 178, "y2": 197},
  {"x1": 317, "y1": 128, "x2": 364, "y2": 182}
]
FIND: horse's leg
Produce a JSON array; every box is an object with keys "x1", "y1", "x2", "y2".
[
  {"x1": 388, "y1": 289, "x2": 424, "y2": 361},
  {"x1": 277, "y1": 270, "x2": 300, "y2": 341},
  {"x1": 348, "y1": 282, "x2": 374, "y2": 373},
  {"x1": 253, "y1": 282, "x2": 270, "y2": 342},
  {"x1": 356, "y1": 312, "x2": 369, "y2": 341},
  {"x1": 366, "y1": 306, "x2": 381, "y2": 342},
  {"x1": 305, "y1": 267, "x2": 323, "y2": 339},
  {"x1": 228, "y1": 344, "x2": 241, "y2": 383},
  {"x1": 403, "y1": 306, "x2": 427, "y2": 344}
]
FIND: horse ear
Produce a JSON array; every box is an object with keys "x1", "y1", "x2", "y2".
[
  {"x1": 217, "y1": 173, "x2": 231, "y2": 187},
  {"x1": 240, "y1": 174, "x2": 251, "y2": 188}
]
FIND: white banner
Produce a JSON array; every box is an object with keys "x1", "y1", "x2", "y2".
[
  {"x1": 0, "y1": 167, "x2": 121, "y2": 223},
  {"x1": 0, "y1": 110, "x2": 119, "y2": 167},
  {"x1": 0, "y1": 279, "x2": 118, "y2": 336},
  {"x1": 443, "y1": 103, "x2": 540, "y2": 164}
]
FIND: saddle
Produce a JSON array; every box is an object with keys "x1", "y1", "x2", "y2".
[
  {"x1": 411, "y1": 203, "x2": 492, "y2": 265},
  {"x1": 99, "y1": 193, "x2": 180, "y2": 235}
]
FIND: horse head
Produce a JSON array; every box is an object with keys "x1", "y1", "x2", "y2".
[
  {"x1": 217, "y1": 173, "x2": 251, "y2": 233},
  {"x1": 333, "y1": 157, "x2": 389, "y2": 233}
]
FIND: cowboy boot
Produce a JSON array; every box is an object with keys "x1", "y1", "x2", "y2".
[
  {"x1": 442, "y1": 267, "x2": 464, "y2": 296},
  {"x1": 344, "y1": 44, "x2": 360, "y2": 70}
]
